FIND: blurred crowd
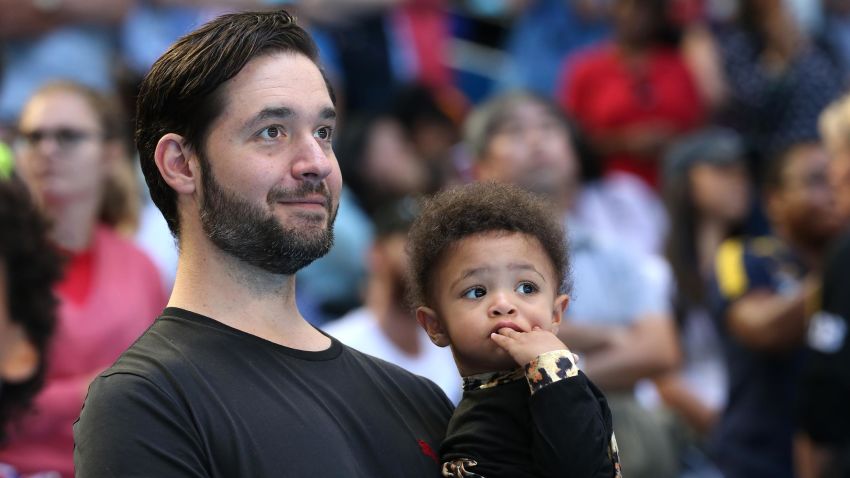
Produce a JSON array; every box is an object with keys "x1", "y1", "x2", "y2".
[{"x1": 1, "y1": 0, "x2": 850, "y2": 477}]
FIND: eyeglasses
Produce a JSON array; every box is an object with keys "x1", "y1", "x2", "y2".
[{"x1": 15, "y1": 128, "x2": 103, "y2": 151}]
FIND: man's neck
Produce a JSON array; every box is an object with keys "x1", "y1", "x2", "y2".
[{"x1": 168, "y1": 232, "x2": 330, "y2": 351}]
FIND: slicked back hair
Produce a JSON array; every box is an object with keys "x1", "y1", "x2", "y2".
[{"x1": 135, "y1": 10, "x2": 331, "y2": 238}]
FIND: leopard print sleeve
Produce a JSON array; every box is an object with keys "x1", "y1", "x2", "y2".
[{"x1": 523, "y1": 349, "x2": 580, "y2": 395}]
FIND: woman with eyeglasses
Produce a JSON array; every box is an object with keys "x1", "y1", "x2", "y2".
[{"x1": 0, "y1": 82, "x2": 166, "y2": 478}]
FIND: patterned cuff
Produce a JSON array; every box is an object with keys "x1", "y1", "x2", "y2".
[{"x1": 524, "y1": 349, "x2": 579, "y2": 395}]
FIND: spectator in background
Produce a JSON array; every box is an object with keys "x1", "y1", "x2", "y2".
[
  {"x1": 498, "y1": 0, "x2": 612, "y2": 97},
  {"x1": 337, "y1": 111, "x2": 431, "y2": 215},
  {"x1": 795, "y1": 93, "x2": 850, "y2": 478},
  {"x1": 714, "y1": 0, "x2": 842, "y2": 176},
  {"x1": 466, "y1": 91, "x2": 680, "y2": 478},
  {"x1": 389, "y1": 84, "x2": 464, "y2": 188},
  {"x1": 710, "y1": 140, "x2": 842, "y2": 478},
  {"x1": 323, "y1": 199, "x2": 461, "y2": 403},
  {"x1": 0, "y1": 175, "x2": 62, "y2": 477},
  {"x1": 298, "y1": 111, "x2": 425, "y2": 322},
  {"x1": 0, "y1": 0, "x2": 134, "y2": 133},
  {"x1": 656, "y1": 127, "x2": 751, "y2": 476},
  {"x1": 0, "y1": 82, "x2": 166, "y2": 478},
  {"x1": 560, "y1": 0, "x2": 704, "y2": 256}
]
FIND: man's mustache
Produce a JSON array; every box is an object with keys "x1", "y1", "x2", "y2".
[{"x1": 267, "y1": 183, "x2": 332, "y2": 211}]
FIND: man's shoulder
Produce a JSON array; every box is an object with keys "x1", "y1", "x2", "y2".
[{"x1": 92, "y1": 316, "x2": 191, "y2": 388}]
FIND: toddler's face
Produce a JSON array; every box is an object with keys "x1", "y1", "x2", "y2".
[{"x1": 417, "y1": 232, "x2": 567, "y2": 376}]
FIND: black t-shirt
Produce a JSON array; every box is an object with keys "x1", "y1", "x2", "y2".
[
  {"x1": 798, "y1": 232, "x2": 850, "y2": 476},
  {"x1": 73, "y1": 307, "x2": 453, "y2": 477}
]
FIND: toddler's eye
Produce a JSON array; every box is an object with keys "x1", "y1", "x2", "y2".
[
  {"x1": 462, "y1": 287, "x2": 486, "y2": 299},
  {"x1": 516, "y1": 282, "x2": 538, "y2": 295},
  {"x1": 259, "y1": 126, "x2": 282, "y2": 140}
]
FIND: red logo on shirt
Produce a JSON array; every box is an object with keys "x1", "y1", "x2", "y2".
[{"x1": 417, "y1": 439, "x2": 438, "y2": 464}]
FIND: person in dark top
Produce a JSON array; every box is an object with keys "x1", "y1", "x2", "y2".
[
  {"x1": 709, "y1": 140, "x2": 842, "y2": 478},
  {"x1": 408, "y1": 182, "x2": 620, "y2": 478},
  {"x1": 795, "y1": 92, "x2": 850, "y2": 478},
  {"x1": 797, "y1": 234, "x2": 850, "y2": 478},
  {"x1": 0, "y1": 174, "x2": 61, "y2": 442},
  {"x1": 73, "y1": 10, "x2": 452, "y2": 477}
]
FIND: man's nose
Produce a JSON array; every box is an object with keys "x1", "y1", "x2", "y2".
[{"x1": 291, "y1": 133, "x2": 333, "y2": 185}]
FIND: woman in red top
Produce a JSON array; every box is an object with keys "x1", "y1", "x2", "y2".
[
  {"x1": 561, "y1": 0, "x2": 704, "y2": 189},
  {"x1": 560, "y1": 0, "x2": 704, "y2": 256}
]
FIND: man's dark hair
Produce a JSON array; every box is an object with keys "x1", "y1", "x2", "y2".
[
  {"x1": 135, "y1": 10, "x2": 330, "y2": 238},
  {"x1": 406, "y1": 182, "x2": 570, "y2": 308},
  {"x1": 0, "y1": 176, "x2": 62, "y2": 443}
]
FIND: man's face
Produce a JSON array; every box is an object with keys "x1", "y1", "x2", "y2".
[
  {"x1": 475, "y1": 100, "x2": 578, "y2": 199},
  {"x1": 770, "y1": 144, "x2": 842, "y2": 246},
  {"x1": 195, "y1": 52, "x2": 342, "y2": 275}
]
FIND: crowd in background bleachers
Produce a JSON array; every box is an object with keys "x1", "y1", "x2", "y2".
[{"x1": 1, "y1": 0, "x2": 850, "y2": 477}]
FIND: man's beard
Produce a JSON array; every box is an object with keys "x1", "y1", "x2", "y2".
[{"x1": 198, "y1": 158, "x2": 336, "y2": 275}]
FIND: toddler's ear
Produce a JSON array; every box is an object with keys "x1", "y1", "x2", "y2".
[
  {"x1": 416, "y1": 307, "x2": 451, "y2": 347},
  {"x1": 550, "y1": 294, "x2": 570, "y2": 332}
]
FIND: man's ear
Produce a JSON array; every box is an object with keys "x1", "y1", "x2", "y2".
[
  {"x1": 154, "y1": 133, "x2": 198, "y2": 196},
  {"x1": 550, "y1": 294, "x2": 570, "y2": 334},
  {"x1": 416, "y1": 306, "x2": 451, "y2": 347}
]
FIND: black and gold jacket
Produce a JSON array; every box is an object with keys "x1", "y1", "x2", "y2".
[{"x1": 441, "y1": 350, "x2": 621, "y2": 478}]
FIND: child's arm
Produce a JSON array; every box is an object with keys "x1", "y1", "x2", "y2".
[{"x1": 492, "y1": 328, "x2": 622, "y2": 478}]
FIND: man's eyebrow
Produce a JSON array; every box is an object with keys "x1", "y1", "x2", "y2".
[
  {"x1": 319, "y1": 107, "x2": 337, "y2": 121},
  {"x1": 244, "y1": 106, "x2": 336, "y2": 131},
  {"x1": 244, "y1": 107, "x2": 294, "y2": 130}
]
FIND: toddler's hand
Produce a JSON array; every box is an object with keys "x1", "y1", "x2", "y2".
[{"x1": 491, "y1": 326, "x2": 568, "y2": 366}]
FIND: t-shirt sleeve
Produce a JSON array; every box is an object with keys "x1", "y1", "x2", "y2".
[
  {"x1": 525, "y1": 352, "x2": 620, "y2": 477},
  {"x1": 74, "y1": 372, "x2": 209, "y2": 478}
]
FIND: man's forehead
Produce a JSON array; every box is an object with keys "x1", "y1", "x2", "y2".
[{"x1": 218, "y1": 52, "x2": 333, "y2": 117}]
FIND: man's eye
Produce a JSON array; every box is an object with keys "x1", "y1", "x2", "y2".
[
  {"x1": 259, "y1": 126, "x2": 281, "y2": 139},
  {"x1": 516, "y1": 282, "x2": 538, "y2": 295},
  {"x1": 462, "y1": 287, "x2": 486, "y2": 299},
  {"x1": 314, "y1": 126, "x2": 333, "y2": 141}
]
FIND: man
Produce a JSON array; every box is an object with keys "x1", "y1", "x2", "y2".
[
  {"x1": 464, "y1": 91, "x2": 681, "y2": 478},
  {"x1": 795, "y1": 94, "x2": 850, "y2": 478},
  {"x1": 711, "y1": 141, "x2": 842, "y2": 478},
  {"x1": 73, "y1": 11, "x2": 452, "y2": 476},
  {"x1": 322, "y1": 199, "x2": 462, "y2": 403}
]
